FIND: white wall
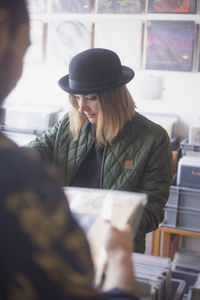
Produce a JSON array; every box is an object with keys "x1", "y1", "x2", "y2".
[
  {"x1": 5, "y1": 65, "x2": 69, "y2": 110},
  {"x1": 129, "y1": 70, "x2": 200, "y2": 141}
]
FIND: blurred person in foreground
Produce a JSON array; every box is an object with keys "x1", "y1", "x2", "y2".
[{"x1": 0, "y1": 0, "x2": 139, "y2": 299}]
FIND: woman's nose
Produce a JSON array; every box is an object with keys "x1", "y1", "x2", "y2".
[{"x1": 78, "y1": 98, "x2": 87, "y2": 113}]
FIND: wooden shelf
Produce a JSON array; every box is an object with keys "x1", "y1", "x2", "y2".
[{"x1": 151, "y1": 226, "x2": 200, "y2": 259}]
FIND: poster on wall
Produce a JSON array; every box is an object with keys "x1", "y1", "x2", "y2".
[
  {"x1": 197, "y1": 25, "x2": 200, "y2": 72},
  {"x1": 51, "y1": 0, "x2": 93, "y2": 13},
  {"x1": 147, "y1": 0, "x2": 197, "y2": 14},
  {"x1": 47, "y1": 20, "x2": 93, "y2": 67},
  {"x1": 27, "y1": 0, "x2": 47, "y2": 13},
  {"x1": 24, "y1": 20, "x2": 47, "y2": 64},
  {"x1": 145, "y1": 21, "x2": 195, "y2": 71},
  {"x1": 197, "y1": 28, "x2": 200, "y2": 72},
  {"x1": 198, "y1": 55, "x2": 200, "y2": 73},
  {"x1": 96, "y1": 0, "x2": 143, "y2": 14}
]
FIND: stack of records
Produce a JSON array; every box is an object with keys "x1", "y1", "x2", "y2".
[
  {"x1": 0, "y1": 107, "x2": 5, "y2": 125},
  {"x1": 172, "y1": 249, "x2": 200, "y2": 275},
  {"x1": 180, "y1": 139, "x2": 200, "y2": 157},
  {"x1": 177, "y1": 156, "x2": 200, "y2": 190},
  {"x1": 132, "y1": 253, "x2": 173, "y2": 300},
  {"x1": 188, "y1": 273, "x2": 200, "y2": 300},
  {"x1": 172, "y1": 249, "x2": 200, "y2": 299}
]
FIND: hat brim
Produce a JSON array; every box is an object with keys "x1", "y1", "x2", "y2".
[{"x1": 58, "y1": 66, "x2": 134, "y2": 94}]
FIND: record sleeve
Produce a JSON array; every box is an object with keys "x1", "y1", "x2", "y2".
[
  {"x1": 27, "y1": 0, "x2": 47, "y2": 13},
  {"x1": 24, "y1": 20, "x2": 47, "y2": 64},
  {"x1": 64, "y1": 187, "x2": 147, "y2": 286},
  {"x1": 47, "y1": 20, "x2": 93, "y2": 67},
  {"x1": 189, "y1": 126, "x2": 200, "y2": 145},
  {"x1": 147, "y1": 0, "x2": 197, "y2": 14},
  {"x1": 51, "y1": 0, "x2": 93, "y2": 13},
  {"x1": 96, "y1": 0, "x2": 143, "y2": 14},
  {"x1": 145, "y1": 20, "x2": 195, "y2": 71},
  {"x1": 177, "y1": 156, "x2": 200, "y2": 189},
  {"x1": 179, "y1": 165, "x2": 200, "y2": 189},
  {"x1": 198, "y1": 48, "x2": 200, "y2": 72},
  {"x1": 197, "y1": 25, "x2": 200, "y2": 72}
]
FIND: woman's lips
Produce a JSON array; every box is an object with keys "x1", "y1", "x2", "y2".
[{"x1": 85, "y1": 113, "x2": 95, "y2": 118}]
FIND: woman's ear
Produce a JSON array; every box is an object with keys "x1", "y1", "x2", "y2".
[{"x1": 0, "y1": 9, "x2": 10, "y2": 57}]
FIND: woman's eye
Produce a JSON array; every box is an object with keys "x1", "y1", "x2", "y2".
[
  {"x1": 74, "y1": 95, "x2": 97, "y2": 101},
  {"x1": 86, "y1": 96, "x2": 97, "y2": 101}
]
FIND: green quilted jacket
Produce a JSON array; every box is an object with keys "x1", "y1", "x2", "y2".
[{"x1": 27, "y1": 111, "x2": 172, "y2": 253}]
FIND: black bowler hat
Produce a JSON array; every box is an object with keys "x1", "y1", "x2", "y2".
[{"x1": 58, "y1": 48, "x2": 135, "y2": 94}]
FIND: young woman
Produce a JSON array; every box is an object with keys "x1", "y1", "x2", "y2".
[{"x1": 27, "y1": 48, "x2": 173, "y2": 253}]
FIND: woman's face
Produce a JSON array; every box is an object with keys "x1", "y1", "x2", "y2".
[{"x1": 74, "y1": 94, "x2": 99, "y2": 123}]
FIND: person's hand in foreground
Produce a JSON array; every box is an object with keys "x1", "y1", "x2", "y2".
[{"x1": 101, "y1": 221, "x2": 136, "y2": 294}]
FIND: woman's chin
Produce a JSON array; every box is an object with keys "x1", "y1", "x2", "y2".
[{"x1": 87, "y1": 117, "x2": 97, "y2": 124}]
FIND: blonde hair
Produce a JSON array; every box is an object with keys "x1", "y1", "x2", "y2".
[{"x1": 69, "y1": 85, "x2": 136, "y2": 146}]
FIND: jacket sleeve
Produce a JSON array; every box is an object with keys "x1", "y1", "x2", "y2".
[
  {"x1": 137, "y1": 128, "x2": 173, "y2": 235},
  {"x1": 25, "y1": 114, "x2": 68, "y2": 163}
]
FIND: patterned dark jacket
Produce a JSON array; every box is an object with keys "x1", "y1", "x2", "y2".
[
  {"x1": 27, "y1": 112, "x2": 173, "y2": 253},
  {"x1": 0, "y1": 132, "x2": 139, "y2": 300}
]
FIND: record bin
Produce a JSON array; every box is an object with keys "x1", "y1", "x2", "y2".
[
  {"x1": 163, "y1": 206, "x2": 200, "y2": 232},
  {"x1": 172, "y1": 250, "x2": 200, "y2": 300},
  {"x1": 163, "y1": 185, "x2": 200, "y2": 232},
  {"x1": 180, "y1": 139, "x2": 200, "y2": 157},
  {"x1": 166, "y1": 185, "x2": 200, "y2": 210}
]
